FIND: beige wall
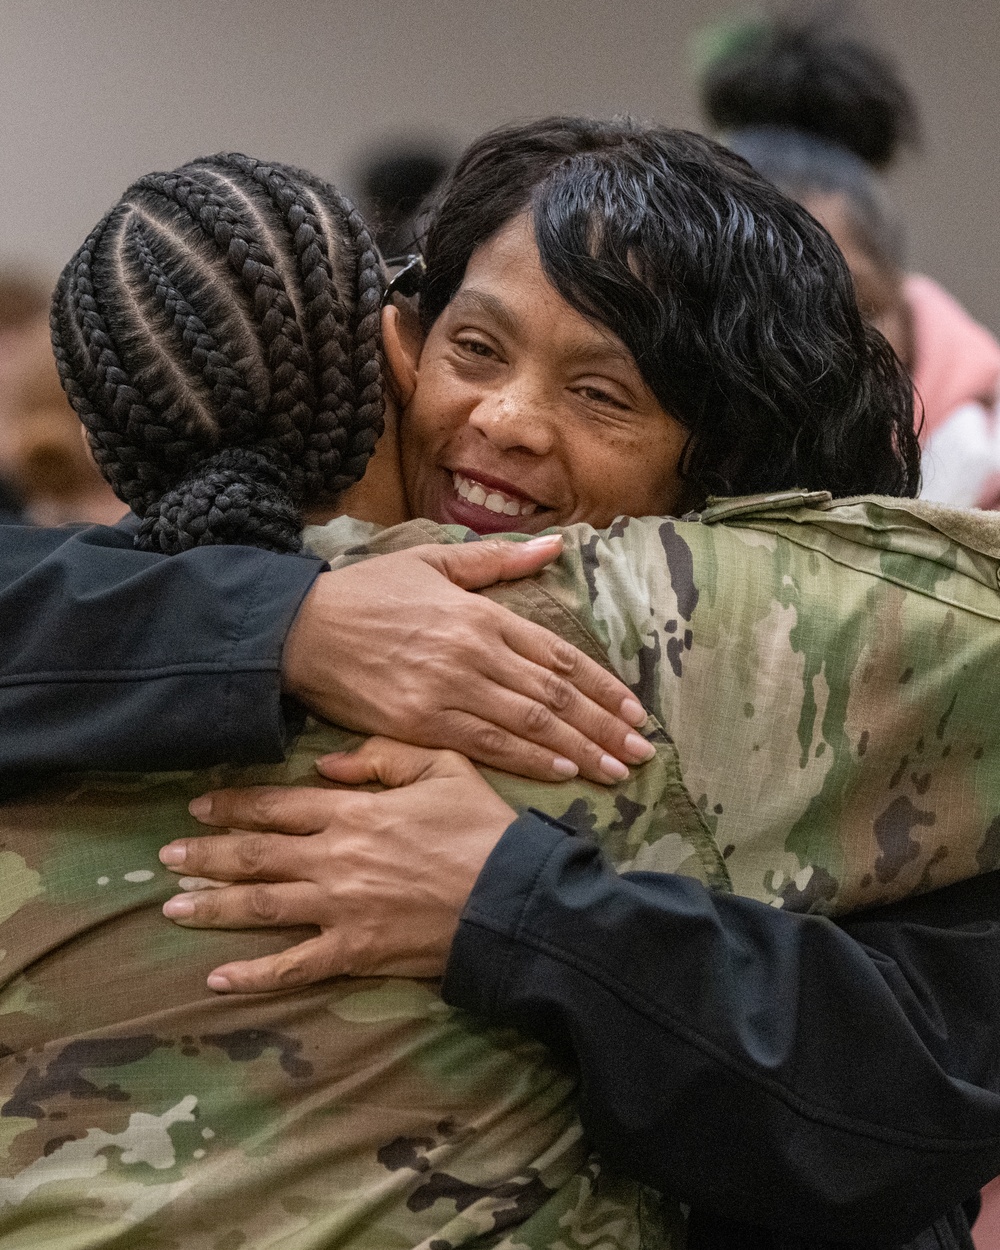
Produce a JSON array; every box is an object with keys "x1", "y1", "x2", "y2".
[{"x1": 1, "y1": 0, "x2": 997, "y2": 328}]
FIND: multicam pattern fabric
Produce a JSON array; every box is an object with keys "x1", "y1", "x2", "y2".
[{"x1": 4, "y1": 489, "x2": 1000, "y2": 1247}]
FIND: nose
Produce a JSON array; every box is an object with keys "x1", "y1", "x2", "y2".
[{"x1": 467, "y1": 377, "x2": 555, "y2": 456}]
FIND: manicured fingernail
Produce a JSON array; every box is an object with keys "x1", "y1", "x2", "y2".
[
  {"x1": 163, "y1": 895, "x2": 195, "y2": 918},
  {"x1": 600, "y1": 754, "x2": 630, "y2": 781},
  {"x1": 159, "y1": 843, "x2": 186, "y2": 866},
  {"x1": 207, "y1": 973, "x2": 232, "y2": 992},
  {"x1": 552, "y1": 756, "x2": 579, "y2": 778},
  {"x1": 624, "y1": 732, "x2": 656, "y2": 762},
  {"x1": 189, "y1": 796, "x2": 212, "y2": 820},
  {"x1": 524, "y1": 534, "x2": 562, "y2": 549},
  {"x1": 621, "y1": 697, "x2": 646, "y2": 727}
]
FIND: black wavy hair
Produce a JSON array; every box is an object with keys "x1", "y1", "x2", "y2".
[
  {"x1": 51, "y1": 152, "x2": 385, "y2": 554},
  {"x1": 419, "y1": 116, "x2": 919, "y2": 502},
  {"x1": 700, "y1": 15, "x2": 919, "y2": 270}
]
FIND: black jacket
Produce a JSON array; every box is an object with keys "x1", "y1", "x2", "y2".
[
  {"x1": 2, "y1": 520, "x2": 996, "y2": 1246},
  {"x1": 445, "y1": 811, "x2": 1000, "y2": 1246},
  {"x1": 0, "y1": 518, "x2": 322, "y2": 788}
]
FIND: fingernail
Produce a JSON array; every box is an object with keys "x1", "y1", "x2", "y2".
[
  {"x1": 624, "y1": 732, "x2": 656, "y2": 762},
  {"x1": 621, "y1": 697, "x2": 647, "y2": 727},
  {"x1": 189, "y1": 796, "x2": 212, "y2": 820},
  {"x1": 159, "y1": 843, "x2": 186, "y2": 866},
  {"x1": 552, "y1": 756, "x2": 579, "y2": 778},
  {"x1": 163, "y1": 895, "x2": 195, "y2": 918},
  {"x1": 524, "y1": 534, "x2": 562, "y2": 549},
  {"x1": 207, "y1": 973, "x2": 232, "y2": 992},
  {"x1": 600, "y1": 754, "x2": 630, "y2": 781}
]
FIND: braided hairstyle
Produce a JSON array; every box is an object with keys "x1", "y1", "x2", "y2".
[{"x1": 51, "y1": 153, "x2": 385, "y2": 554}]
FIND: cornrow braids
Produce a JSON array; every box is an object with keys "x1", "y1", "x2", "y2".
[{"x1": 51, "y1": 153, "x2": 385, "y2": 555}]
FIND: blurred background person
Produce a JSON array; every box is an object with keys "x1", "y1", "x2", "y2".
[
  {"x1": 697, "y1": 11, "x2": 1000, "y2": 509},
  {"x1": 0, "y1": 269, "x2": 124, "y2": 526},
  {"x1": 353, "y1": 136, "x2": 453, "y2": 256},
  {"x1": 0, "y1": 271, "x2": 46, "y2": 521}
]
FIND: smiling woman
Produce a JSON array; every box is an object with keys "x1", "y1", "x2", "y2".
[
  {"x1": 410, "y1": 117, "x2": 920, "y2": 516},
  {"x1": 398, "y1": 215, "x2": 690, "y2": 533}
]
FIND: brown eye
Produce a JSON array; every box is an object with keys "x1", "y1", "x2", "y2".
[
  {"x1": 579, "y1": 385, "x2": 628, "y2": 409},
  {"x1": 456, "y1": 336, "x2": 499, "y2": 361}
]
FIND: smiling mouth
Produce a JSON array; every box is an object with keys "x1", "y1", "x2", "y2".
[{"x1": 451, "y1": 472, "x2": 539, "y2": 517}]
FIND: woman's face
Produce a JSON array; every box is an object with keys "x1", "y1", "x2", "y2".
[
  {"x1": 801, "y1": 192, "x2": 914, "y2": 370},
  {"x1": 398, "y1": 215, "x2": 689, "y2": 535}
]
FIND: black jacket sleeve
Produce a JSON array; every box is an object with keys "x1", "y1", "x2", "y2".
[
  {"x1": 0, "y1": 520, "x2": 324, "y2": 786},
  {"x1": 443, "y1": 810, "x2": 1000, "y2": 1245}
]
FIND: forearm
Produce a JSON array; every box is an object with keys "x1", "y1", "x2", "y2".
[
  {"x1": 443, "y1": 812, "x2": 1000, "y2": 1243},
  {"x1": 0, "y1": 521, "x2": 324, "y2": 784}
]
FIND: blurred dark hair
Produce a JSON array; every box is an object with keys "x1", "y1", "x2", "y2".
[
  {"x1": 419, "y1": 116, "x2": 919, "y2": 503},
  {"x1": 700, "y1": 15, "x2": 919, "y2": 270},
  {"x1": 357, "y1": 141, "x2": 452, "y2": 255},
  {"x1": 700, "y1": 15, "x2": 920, "y2": 169}
]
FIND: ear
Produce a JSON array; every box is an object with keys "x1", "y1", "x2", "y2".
[{"x1": 381, "y1": 303, "x2": 422, "y2": 406}]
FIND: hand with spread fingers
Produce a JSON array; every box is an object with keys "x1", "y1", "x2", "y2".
[
  {"x1": 282, "y1": 535, "x2": 652, "y2": 786},
  {"x1": 159, "y1": 738, "x2": 516, "y2": 992}
]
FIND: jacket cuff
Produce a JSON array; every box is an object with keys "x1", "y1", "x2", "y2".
[
  {"x1": 228, "y1": 554, "x2": 325, "y2": 759},
  {"x1": 442, "y1": 809, "x2": 579, "y2": 1016}
]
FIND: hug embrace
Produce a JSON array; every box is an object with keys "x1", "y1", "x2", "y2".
[{"x1": 2, "y1": 118, "x2": 1000, "y2": 1250}]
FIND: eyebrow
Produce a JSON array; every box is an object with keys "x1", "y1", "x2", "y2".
[
  {"x1": 448, "y1": 289, "x2": 521, "y2": 340},
  {"x1": 559, "y1": 339, "x2": 639, "y2": 373},
  {"x1": 449, "y1": 287, "x2": 641, "y2": 375}
]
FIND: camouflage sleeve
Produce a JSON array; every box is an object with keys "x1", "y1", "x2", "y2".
[
  {"x1": 446, "y1": 809, "x2": 1000, "y2": 1244},
  {"x1": 543, "y1": 499, "x2": 1000, "y2": 916}
]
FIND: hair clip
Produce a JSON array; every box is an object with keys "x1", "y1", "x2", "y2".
[{"x1": 382, "y1": 253, "x2": 426, "y2": 305}]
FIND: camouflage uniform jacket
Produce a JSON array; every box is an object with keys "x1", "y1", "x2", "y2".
[{"x1": 4, "y1": 490, "x2": 1000, "y2": 1248}]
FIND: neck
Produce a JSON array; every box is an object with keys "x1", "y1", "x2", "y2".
[{"x1": 311, "y1": 404, "x2": 410, "y2": 528}]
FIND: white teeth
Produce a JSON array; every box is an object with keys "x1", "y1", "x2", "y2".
[{"x1": 452, "y1": 471, "x2": 538, "y2": 517}]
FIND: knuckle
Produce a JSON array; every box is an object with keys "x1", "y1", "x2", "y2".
[
  {"x1": 547, "y1": 638, "x2": 582, "y2": 677},
  {"x1": 235, "y1": 835, "x2": 270, "y2": 876},
  {"x1": 522, "y1": 699, "x2": 556, "y2": 736},
  {"x1": 246, "y1": 884, "x2": 282, "y2": 923},
  {"x1": 468, "y1": 722, "x2": 508, "y2": 759},
  {"x1": 541, "y1": 669, "x2": 574, "y2": 712},
  {"x1": 246, "y1": 791, "x2": 282, "y2": 827},
  {"x1": 270, "y1": 951, "x2": 309, "y2": 988}
]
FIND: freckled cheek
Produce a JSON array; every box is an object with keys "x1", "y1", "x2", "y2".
[
  {"x1": 416, "y1": 370, "x2": 483, "y2": 441},
  {"x1": 575, "y1": 435, "x2": 681, "y2": 522}
]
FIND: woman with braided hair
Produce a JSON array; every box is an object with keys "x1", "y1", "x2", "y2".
[{"x1": 51, "y1": 151, "x2": 394, "y2": 557}]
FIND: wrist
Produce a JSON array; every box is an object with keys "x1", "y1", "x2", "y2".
[
  {"x1": 442, "y1": 810, "x2": 575, "y2": 1014},
  {"x1": 280, "y1": 569, "x2": 342, "y2": 710}
]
